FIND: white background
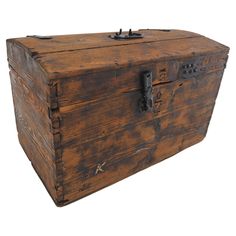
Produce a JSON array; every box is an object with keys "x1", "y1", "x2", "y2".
[{"x1": 0, "y1": 0, "x2": 235, "y2": 235}]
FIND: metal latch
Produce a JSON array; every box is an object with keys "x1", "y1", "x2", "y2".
[
  {"x1": 109, "y1": 29, "x2": 143, "y2": 40},
  {"x1": 27, "y1": 35, "x2": 53, "y2": 40},
  {"x1": 139, "y1": 71, "x2": 153, "y2": 112}
]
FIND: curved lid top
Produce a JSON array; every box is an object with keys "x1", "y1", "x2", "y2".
[{"x1": 7, "y1": 29, "x2": 229, "y2": 79}]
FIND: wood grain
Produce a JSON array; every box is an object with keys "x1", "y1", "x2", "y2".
[
  {"x1": 59, "y1": 70, "x2": 223, "y2": 144},
  {"x1": 54, "y1": 52, "x2": 227, "y2": 109},
  {"x1": 10, "y1": 30, "x2": 200, "y2": 56},
  {"x1": 37, "y1": 36, "x2": 228, "y2": 79}
]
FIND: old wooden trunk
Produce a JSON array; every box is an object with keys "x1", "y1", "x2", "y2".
[{"x1": 7, "y1": 29, "x2": 229, "y2": 206}]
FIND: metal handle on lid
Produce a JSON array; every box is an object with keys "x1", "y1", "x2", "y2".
[{"x1": 109, "y1": 29, "x2": 143, "y2": 40}]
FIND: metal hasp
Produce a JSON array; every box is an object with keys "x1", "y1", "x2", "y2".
[
  {"x1": 109, "y1": 29, "x2": 143, "y2": 40},
  {"x1": 27, "y1": 35, "x2": 53, "y2": 40},
  {"x1": 140, "y1": 71, "x2": 154, "y2": 112}
]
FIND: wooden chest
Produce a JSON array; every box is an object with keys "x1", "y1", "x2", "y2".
[{"x1": 7, "y1": 29, "x2": 229, "y2": 206}]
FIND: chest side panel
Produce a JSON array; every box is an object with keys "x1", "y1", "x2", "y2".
[{"x1": 7, "y1": 40, "x2": 65, "y2": 205}]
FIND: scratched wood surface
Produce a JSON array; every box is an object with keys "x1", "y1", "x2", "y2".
[{"x1": 7, "y1": 30, "x2": 229, "y2": 206}]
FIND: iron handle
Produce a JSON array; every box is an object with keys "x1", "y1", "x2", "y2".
[{"x1": 109, "y1": 29, "x2": 143, "y2": 40}]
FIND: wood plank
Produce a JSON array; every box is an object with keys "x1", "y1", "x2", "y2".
[
  {"x1": 62, "y1": 101, "x2": 214, "y2": 181},
  {"x1": 59, "y1": 71, "x2": 223, "y2": 144},
  {"x1": 9, "y1": 30, "x2": 200, "y2": 56},
  {"x1": 62, "y1": 118, "x2": 210, "y2": 204},
  {"x1": 18, "y1": 126, "x2": 57, "y2": 203},
  {"x1": 57, "y1": 53, "x2": 227, "y2": 107},
  {"x1": 36, "y1": 36, "x2": 229, "y2": 79},
  {"x1": 10, "y1": 69, "x2": 51, "y2": 133},
  {"x1": 7, "y1": 41, "x2": 49, "y2": 102}
]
